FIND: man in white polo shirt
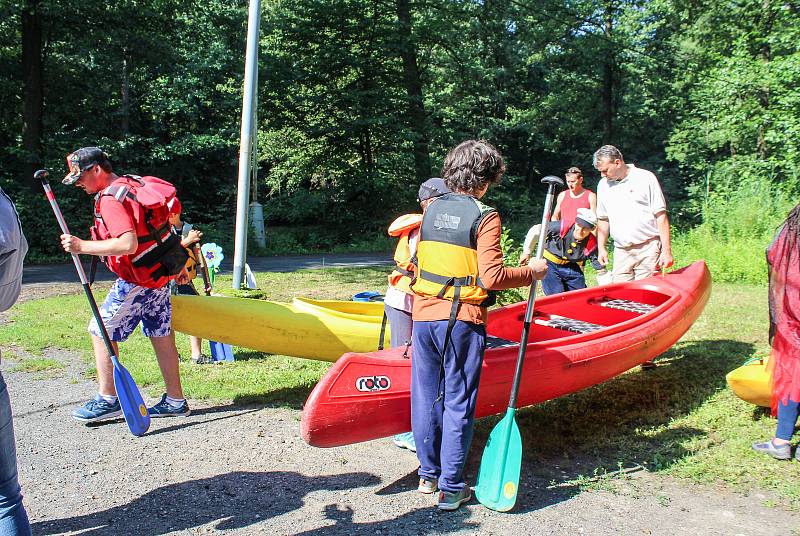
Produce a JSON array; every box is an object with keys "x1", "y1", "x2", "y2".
[{"x1": 593, "y1": 145, "x2": 673, "y2": 281}]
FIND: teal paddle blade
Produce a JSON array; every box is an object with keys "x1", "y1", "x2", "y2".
[{"x1": 475, "y1": 407, "x2": 522, "y2": 512}]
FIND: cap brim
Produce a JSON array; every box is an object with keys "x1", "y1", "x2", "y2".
[{"x1": 62, "y1": 172, "x2": 80, "y2": 185}]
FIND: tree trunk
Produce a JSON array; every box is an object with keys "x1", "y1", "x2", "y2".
[
  {"x1": 121, "y1": 48, "x2": 130, "y2": 137},
  {"x1": 756, "y1": 0, "x2": 773, "y2": 159},
  {"x1": 21, "y1": 0, "x2": 43, "y2": 175},
  {"x1": 601, "y1": 2, "x2": 615, "y2": 143},
  {"x1": 396, "y1": 0, "x2": 431, "y2": 183}
]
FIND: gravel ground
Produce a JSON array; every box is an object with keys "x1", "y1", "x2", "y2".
[{"x1": 2, "y1": 283, "x2": 799, "y2": 535}]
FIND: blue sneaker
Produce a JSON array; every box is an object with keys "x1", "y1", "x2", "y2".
[
  {"x1": 393, "y1": 432, "x2": 416, "y2": 452},
  {"x1": 148, "y1": 394, "x2": 191, "y2": 418},
  {"x1": 72, "y1": 395, "x2": 122, "y2": 423}
]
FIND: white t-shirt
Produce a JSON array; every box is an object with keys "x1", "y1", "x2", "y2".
[
  {"x1": 596, "y1": 164, "x2": 667, "y2": 248},
  {"x1": 384, "y1": 227, "x2": 419, "y2": 313}
]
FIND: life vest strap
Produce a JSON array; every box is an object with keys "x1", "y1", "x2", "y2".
[
  {"x1": 418, "y1": 270, "x2": 483, "y2": 289},
  {"x1": 543, "y1": 250, "x2": 584, "y2": 268},
  {"x1": 394, "y1": 267, "x2": 414, "y2": 278}
]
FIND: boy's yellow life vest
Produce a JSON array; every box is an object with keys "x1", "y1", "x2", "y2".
[
  {"x1": 411, "y1": 193, "x2": 495, "y2": 305},
  {"x1": 387, "y1": 214, "x2": 423, "y2": 294}
]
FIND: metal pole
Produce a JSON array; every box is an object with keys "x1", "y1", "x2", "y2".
[{"x1": 232, "y1": 0, "x2": 261, "y2": 289}]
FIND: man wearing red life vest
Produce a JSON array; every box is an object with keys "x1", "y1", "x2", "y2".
[{"x1": 60, "y1": 147, "x2": 191, "y2": 423}]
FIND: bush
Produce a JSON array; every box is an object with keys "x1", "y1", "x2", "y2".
[
  {"x1": 497, "y1": 227, "x2": 526, "y2": 305},
  {"x1": 672, "y1": 175, "x2": 796, "y2": 284}
]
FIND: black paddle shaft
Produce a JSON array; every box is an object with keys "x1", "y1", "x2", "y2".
[
  {"x1": 34, "y1": 170, "x2": 117, "y2": 359},
  {"x1": 507, "y1": 174, "x2": 564, "y2": 410}
]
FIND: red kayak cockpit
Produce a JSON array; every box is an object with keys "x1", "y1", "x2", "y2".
[{"x1": 486, "y1": 284, "x2": 673, "y2": 345}]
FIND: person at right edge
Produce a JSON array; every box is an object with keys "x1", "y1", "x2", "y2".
[
  {"x1": 0, "y1": 184, "x2": 31, "y2": 535},
  {"x1": 593, "y1": 144, "x2": 673, "y2": 369},
  {"x1": 410, "y1": 139, "x2": 548, "y2": 511},
  {"x1": 752, "y1": 203, "x2": 800, "y2": 461}
]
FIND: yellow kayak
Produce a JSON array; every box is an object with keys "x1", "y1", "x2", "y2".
[
  {"x1": 726, "y1": 358, "x2": 771, "y2": 408},
  {"x1": 171, "y1": 295, "x2": 389, "y2": 362}
]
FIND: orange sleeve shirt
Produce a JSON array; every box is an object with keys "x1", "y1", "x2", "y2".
[{"x1": 412, "y1": 211, "x2": 535, "y2": 325}]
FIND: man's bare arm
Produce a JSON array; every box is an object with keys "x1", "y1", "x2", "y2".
[{"x1": 61, "y1": 231, "x2": 137, "y2": 256}]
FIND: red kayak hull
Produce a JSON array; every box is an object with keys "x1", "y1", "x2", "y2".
[{"x1": 301, "y1": 261, "x2": 711, "y2": 448}]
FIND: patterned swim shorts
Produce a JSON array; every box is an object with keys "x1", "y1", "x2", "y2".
[{"x1": 88, "y1": 279, "x2": 172, "y2": 342}]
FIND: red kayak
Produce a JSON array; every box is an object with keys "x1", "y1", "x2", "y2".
[{"x1": 301, "y1": 261, "x2": 711, "y2": 448}]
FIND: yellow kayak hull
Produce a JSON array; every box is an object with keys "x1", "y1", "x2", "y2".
[
  {"x1": 726, "y1": 359, "x2": 771, "y2": 408},
  {"x1": 171, "y1": 296, "x2": 389, "y2": 362}
]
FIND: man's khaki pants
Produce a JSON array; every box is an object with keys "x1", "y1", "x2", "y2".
[{"x1": 612, "y1": 238, "x2": 661, "y2": 283}]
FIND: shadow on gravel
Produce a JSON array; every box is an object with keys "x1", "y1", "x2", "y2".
[
  {"x1": 143, "y1": 405, "x2": 263, "y2": 437},
  {"x1": 294, "y1": 503, "x2": 478, "y2": 535},
  {"x1": 14, "y1": 399, "x2": 86, "y2": 419},
  {"x1": 32, "y1": 470, "x2": 380, "y2": 535},
  {"x1": 463, "y1": 339, "x2": 752, "y2": 513}
]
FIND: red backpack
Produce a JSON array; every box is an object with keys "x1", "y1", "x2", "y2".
[{"x1": 91, "y1": 175, "x2": 188, "y2": 285}]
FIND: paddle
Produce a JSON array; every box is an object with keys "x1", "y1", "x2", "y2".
[
  {"x1": 35, "y1": 169, "x2": 151, "y2": 437},
  {"x1": 475, "y1": 174, "x2": 564, "y2": 512},
  {"x1": 193, "y1": 243, "x2": 234, "y2": 362}
]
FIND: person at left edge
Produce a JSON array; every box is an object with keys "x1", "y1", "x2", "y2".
[
  {"x1": 60, "y1": 147, "x2": 191, "y2": 422},
  {"x1": 0, "y1": 184, "x2": 32, "y2": 535},
  {"x1": 385, "y1": 177, "x2": 451, "y2": 453}
]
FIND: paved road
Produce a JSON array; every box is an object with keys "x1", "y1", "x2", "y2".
[{"x1": 21, "y1": 252, "x2": 393, "y2": 285}]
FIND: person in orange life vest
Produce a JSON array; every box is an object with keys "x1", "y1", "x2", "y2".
[
  {"x1": 411, "y1": 140, "x2": 548, "y2": 511},
  {"x1": 385, "y1": 178, "x2": 451, "y2": 349},
  {"x1": 520, "y1": 207, "x2": 602, "y2": 295},
  {"x1": 167, "y1": 207, "x2": 209, "y2": 364},
  {"x1": 60, "y1": 147, "x2": 192, "y2": 423},
  {"x1": 386, "y1": 177, "x2": 450, "y2": 453}
]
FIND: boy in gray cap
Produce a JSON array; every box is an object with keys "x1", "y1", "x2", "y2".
[{"x1": 386, "y1": 178, "x2": 450, "y2": 452}]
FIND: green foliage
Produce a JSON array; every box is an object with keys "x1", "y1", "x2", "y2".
[
  {"x1": 1, "y1": 0, "x2": 798, "y2": 261},
  {"x1": 673, "y1": 173, "x2": 796, "y2": 284},
  {"x1": 497, "y1": 227, "x2": 527, "y2": 305}
]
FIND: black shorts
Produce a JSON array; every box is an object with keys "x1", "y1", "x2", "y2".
[{"x1": 175, "y1": 281, "x2": 199, "y2": 296}]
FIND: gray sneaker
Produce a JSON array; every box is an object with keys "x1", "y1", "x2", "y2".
[
  {"x1": 418, "y1": 477, "x2": 438, "y2": 494},
  {"x1": 752, "y1": 439, "x2": 791, "y2": 460},
  {"x1": 438, "y1": 487, "x2": 472, "y2": 511}
]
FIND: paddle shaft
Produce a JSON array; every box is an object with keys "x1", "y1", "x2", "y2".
[
  {"x1": 194, "y1": 243, "x2": 213, "y2": 296},
  {"x1": 38, "y1": 179, "x2": 117, "y2": 359},
  {"x1": 507, "y1": 182, "x2": 559, "y2": 410}
]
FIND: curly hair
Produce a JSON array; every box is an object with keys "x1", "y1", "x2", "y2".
[{"x1": 441, "y1": 140, "x2": 506, "y2": 194}]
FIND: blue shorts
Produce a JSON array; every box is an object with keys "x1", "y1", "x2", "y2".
[{"x1": 88, "y1": 279, "x2": 172, "y2": 342}]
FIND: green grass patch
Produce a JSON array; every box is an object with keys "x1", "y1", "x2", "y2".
[
  {"x1": 0, "y1": 267, "x2": 389, "y2": 406},
  {"x1": 10, "y1": 357, "x2": 65, "y2": 373},
  {"x1": 497, "y1": 282, "x2": 800, "y2": 508},
  {"x1": 2, "y1": 265, "x2": 798, "y2": 505}
]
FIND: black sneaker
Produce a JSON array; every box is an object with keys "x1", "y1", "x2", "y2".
[
  {"x1": 191, "y1": 354, "x2": 213, "y2": 365},
  {"x1": 147, "y1": 394, "x2": 191, "y2": 418}
]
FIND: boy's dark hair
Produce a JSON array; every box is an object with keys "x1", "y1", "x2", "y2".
[{"x1": 442, "y1": 140, "x2": 505, "y2": 194}]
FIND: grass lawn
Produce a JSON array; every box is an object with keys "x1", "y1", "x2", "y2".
[{"x1": 2, "y1": 266, "x2": 798, "y2": 507}]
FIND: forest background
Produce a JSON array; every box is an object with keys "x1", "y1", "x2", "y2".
[{"x1": 1, "y1": 0, "x2": 798, "y2": 283}]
